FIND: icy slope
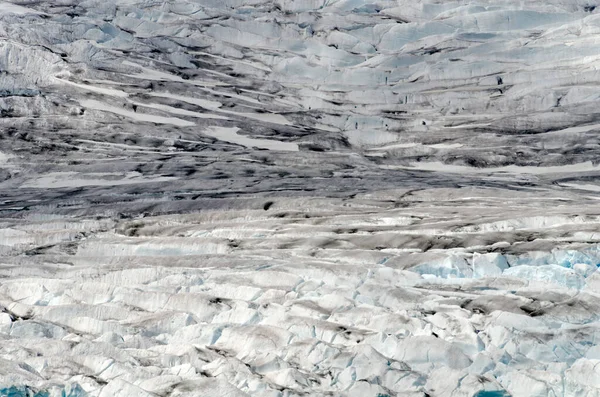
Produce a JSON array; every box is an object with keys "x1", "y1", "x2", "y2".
[{"x1": 2, "y1": 0, "x2": 600, "y2": 396}]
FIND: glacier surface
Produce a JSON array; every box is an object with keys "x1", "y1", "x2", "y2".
[{"x1": 1, "y1": 0, "x2": 600, "y2": 396}]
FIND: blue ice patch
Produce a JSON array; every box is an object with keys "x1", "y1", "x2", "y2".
[
  {"x1": 0, "y1": 384, "x2": 86, "y2": 397},
  {"x1": 0, "y1": 387, "x2": 48, "y2": 397},
  {"x1": 473, "y1": 391, "x2": 511, "y2": 397}
]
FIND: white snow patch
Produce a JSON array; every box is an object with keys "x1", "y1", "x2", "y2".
[
  {"x1": 0, "y1": 1, "x2": 41, "y2": 15},
  {"x1": 203, "y1": 126, "x2": 298, "y2": 151},
  {"x1": 559, "y1": 183, "x2": 600, "y2": 192},
  {"x1": 55, "y1": 78, "x2": 129, "y2": 98},
  {"x1": 403, "y1": 161, "x2": 600, "y2": 174},
  {"x1": 147, "y1": 92, "x2": 223, "y2": 110},
  {"x1": 80, "y1": 99, "x2": 195, "y2": 127},
  {"x1": 21, "y1": 172, "x2": 177, "y2": 188}
]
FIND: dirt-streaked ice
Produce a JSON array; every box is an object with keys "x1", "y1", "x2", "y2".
[{"x1": 2, "y1": 0, "x2": 600, "y2": 396}]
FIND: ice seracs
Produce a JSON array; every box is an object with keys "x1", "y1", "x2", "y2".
[{"x1": 0, "y1": 204, "x2": 599, "y2": 396}]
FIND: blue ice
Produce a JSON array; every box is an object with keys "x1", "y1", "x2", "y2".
[
  {"x1": 0, "y1": 384, "x2": 86, "y2": 397},
  {"x1": 473, "y1": 391, "x2": 511, "y2": 397}
]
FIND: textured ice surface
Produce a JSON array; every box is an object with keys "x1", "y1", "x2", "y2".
[
  {"x1": 2, "y1": 0, "x2": 600, "y2": 396},
  {"x1": 0, "y1": 207, "x2": 599, "y2": 396}
]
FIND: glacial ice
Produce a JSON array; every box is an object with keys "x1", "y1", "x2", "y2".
[
  {"x1": 473, "y1": 253, "x2": 509, "y2": 278},
  {"x1": 0, "y1": 378, "x2": 87, "y2": 397},
  {"x1": 1, "y1": 208, "x2": 599, "y2": 396},
  {"x1": 407, "y1": 246, "x2": 600, "y2": 290},
  {"x1": 1, "y1": 0, "x2": 600, "y2": 395},
  {"x1": 503, "y1": 265, "x2": 586, "y2": 289}
]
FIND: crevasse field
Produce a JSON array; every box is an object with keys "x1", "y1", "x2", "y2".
[{"x1": 1, "y1": 0, "x2": 600, "y2": 396}]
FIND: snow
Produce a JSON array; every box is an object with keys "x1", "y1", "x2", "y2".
[
  {"x1": 55, "y1": 78, "x2": 129, "y2": 99},
  {"x1": 79, "y1": 100, "x2": 195, "y2": 127},
  {"x1": 202, "y1": 126, "x2": 299, "y2": 151},
  {"x1": 20, "y1": 172, "x2": 177, "y2": 189},
  {"x1": 0, "y1": 2, "x2": 40, "y2": 16},
  {"x1": 147, "y1": 92, "x2": 224, "y2": 110},
  {"x1": 405, "y1": 161, "x2": 600, "y2": 175}
]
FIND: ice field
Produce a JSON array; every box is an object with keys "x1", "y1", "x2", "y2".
[{"x1": 2, "y1": 0, "x2": 600, "y2": 395}]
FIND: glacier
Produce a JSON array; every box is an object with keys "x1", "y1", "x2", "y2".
[{"x1": 1, "y1": 0, "x2": 600, "y2": 396}]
